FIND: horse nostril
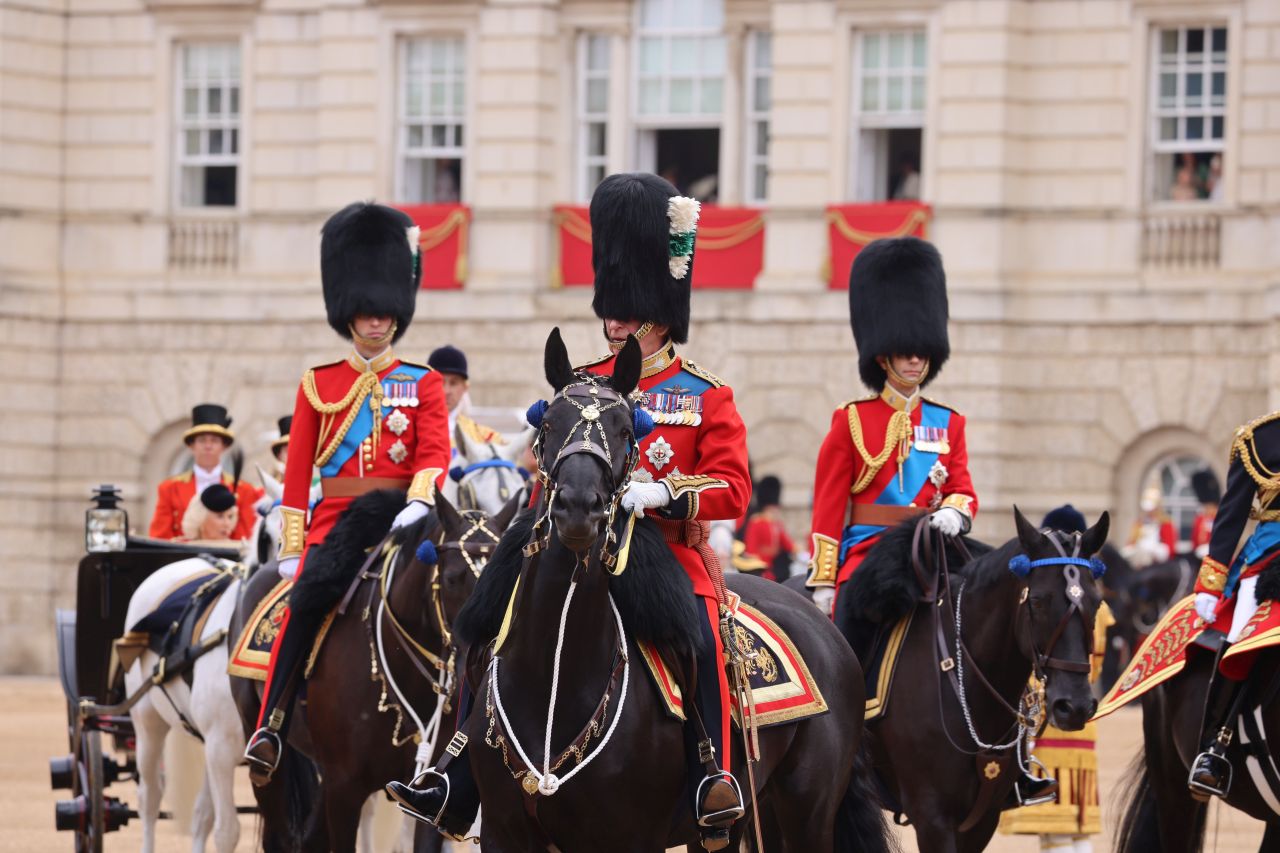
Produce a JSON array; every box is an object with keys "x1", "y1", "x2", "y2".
[
  {"x1": 1052, "y1": 699, "x2": 1075, "y2": 720},
  {"x1": 1086, "y1": 698, "x2": 1098, "y2": 719}
]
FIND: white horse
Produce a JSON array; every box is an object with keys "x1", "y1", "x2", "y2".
[
  {"x1": 122, "y1": 473, "x2": 286, "y2": 853},
  {"x1": 441, "y1": 426, "x2": 533, "y2": 514}
]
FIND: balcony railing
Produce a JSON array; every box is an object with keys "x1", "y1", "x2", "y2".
[
  {"x1": 1141, "y1": 212, "x2": 1220, "y2": 270},
  {"x1": 168, "y1": 220, "x2": 239, "y2": 272}
]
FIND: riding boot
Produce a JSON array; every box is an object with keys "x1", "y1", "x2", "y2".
[
  {"x1": 1188, "y1": 647, "x2": 1247, "y2": 801},
  {"x1": 385, "y1": 682, "x2": 479, "y2": 839},
  {"x1": 244, "y1": 604, "x2": 320, "y2": 786},
  {"x1": 1012, "y1": 770, "x2": 1059, "y2": 807},
  {"x1": 686, "y1": 609, "x2": 743, "y2": 852}
]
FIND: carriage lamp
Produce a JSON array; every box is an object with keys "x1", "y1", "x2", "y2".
[{"x1": 85, "y1": 484, "x2": 128, "y2": 553}]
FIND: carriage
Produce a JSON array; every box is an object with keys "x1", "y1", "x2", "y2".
[{"x1": 48, "y1": 484, "x2": 245, "y2": 852}]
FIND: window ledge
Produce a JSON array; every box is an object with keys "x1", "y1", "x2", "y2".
[{"x1": 144, "y1": 0, "x2": 259, "y2": 10}]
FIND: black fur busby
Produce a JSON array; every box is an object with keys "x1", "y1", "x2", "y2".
[
  {"x1": 320, "y1": 202, "x2": 420, "y2": 343},
  {"x1": 754, "y1": 475, "x2": 782, "y2": 509},
  {"x1": 1192, "y1": 469, "x2": 1222, "y2": 505},
  {"x1": 848, "y1": 237, "x2": 949, "y2": 390},
  {"x1": 590, "y1": 172, "x2": 691, "y2": 344}
]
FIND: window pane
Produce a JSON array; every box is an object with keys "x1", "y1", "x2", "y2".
[
  {"x1": 640, "y1": 0, "x2": 665, "y2": 29},
  {"x1": 888, "y1": 33, "x2": 906, "y2": 69},
  {"x1": 209, "y1": 129, "x2": 223, "y2": 154},
  {"x1": 753, "y1": 76, "x2": 770, "y2": 112},
  {"x1": 1159, "y1": 117, "x2": 1177, "y2": 141},
  {"x1": 207, "y1": 87, "x2": 222, "y2": 115},
  {"x1": 407, "y1": 80, "x2": 424, "y2": 117},
  {"x1": 183, "y1": 87, "x2": 199, "y2": 117},
  {"x1": 452, "y1": 82, "x2": 464, "y2": 113},
  {"x1": 1186, "y1": 116, "x2": 1204, "y2": 140},
  {"x1": 753, "y1": 164, "x2": 767, "y2": 201},
  {"x1": 701, "y1": 37, "x2": 725, "y2": 74},
  {"x1": 587, "y1": 35, "x2": 610, "y2": 72},
  {"x1": 183, "y1": 46, "x2": 200, "y2": 79},
  {"x1": 639, "y1": 79, "x2": 662, "y2": 114},
  {"x1": 700, "y1": 78, "x2": 722, "y2": 113},
  {"x1": 229, "y1": 86, "x2": 239, "y2": 116},
  {"x1": 639, "y1": 37, "x2": 664, "y2": 74},
  {"x1": 181, "y1": 166, "x2": 203, "y2": 206},
  {"x1": 455, "y1": 124, "x2": 463, "y2": 147},
  {"x1": 862, "y1": 34, "x2": 880, "y2": 69},
  {"x1": 430, "y1": 42, "x2": 448, "y2": 72},
  {"x1": 912, "y1": 32, "x2": 926, "y2": 69},
  {"x1": 670, "y1": 78, "x2": 694, "y2": 113},
  {"x1": 1211, "y1": 115, "x2": 1224, "y2": 139},
  {"x1": 670, "y1": 37, "x2": 697, "y2": 73},
  {"x1": 700, "y1": 0, "x2": 723, "y2": 29},
  {"x1": 588, "y1": 122, "x2": 606, "y2": 156},
  {"x1": 431, "y1": 124, "x2": 447, "y2": 147},
  {"x1": 588, "y1": 163, "x2": 606, "y2": 192},
  {"x1": 753, "y1": 32, "x2": 771, "y2": 70},
  {"x1": 429, "y1": 82, "x2": 446, "y2": 114},
  {"x1": 755, "y1": 120, "x2": 768, "y2": 156},
  {"x1": 862, "y1": 75, "x2": 879, "y2": 111},
  {"x1": 1159, "y1": 29, "x2": 1178, "y2": 58},
  {"x1": 1211, "y1": 71, "x2": 1226, "y2": 106},
  {"x1": 1187, "y1": 28, "x2": 1204, "y2": 63},
  {"x1": 887, "y1": 76, "x2": 904, "y2": 111},
  {"x1": 1159, "y1": 73, "x2": 1176, "y2": 108},
  {"x1": 910, "y1": 76, "x2": 925, "y2": 110},
  {"x1": 1185, "y1": 72, "x2": 1202, "y2": 107},
  {"x1": 408, "y1": 125, "x2": 423, "y2": 148},
  {"x1": 185, "y1": 129, "x2": 200, "y2": 155},
  {"x1": 406, "y1": 41, "x2": 425, "y2": 73},
  {"x1": 586, "y1": 78, "x2": 608, "y2": 113},
  {"x1": 1211, "y1": 27, "x2": 1227, "y2": 61},
  {"x1": 229, "y1": 128, "x2": 238, "y2": 154}
]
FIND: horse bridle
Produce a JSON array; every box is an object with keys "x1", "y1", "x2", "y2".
[
  {"x1": 1013, "y1": 529, "x2": 1105, "y2": 681},
  {"x1": 524, "y1": 374, "x2": 639, "y2": 569},
  {"x1": 432, "y1": 509, "x2": 501, "y2": 646},
  {"x1": 452, "y1": 455, "x2": 528, "y2": 511}
]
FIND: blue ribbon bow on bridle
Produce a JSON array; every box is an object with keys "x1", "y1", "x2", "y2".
[{"x1": 1008, "y1": 554, "x2": 1106, "y2": 580}]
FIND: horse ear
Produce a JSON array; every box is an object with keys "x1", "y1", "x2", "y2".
[
  {"x1": 1081, "y1": 511, "x2": 1111, "y2": 557},
  {"x1": 1013, "y1": 505, "x2": 1047, "y2": 553},
  {"x1": 491, "y1": 491, "x2": 523, "y2": 533},
  {"x1": 544, "y1": 327, "x2": 576, "y2": 391},
  {"x1": 256, "y1": 463, "x2": 283, "y2": 502},
  {"x1": 498, "y1": 426, "x2": 536, "y2": 463},
  {"x1": 434, "y1": 488, "x2": 463, "y2": 535},
  {"x1": 610, "y1": 335, "x2": 642, "y2": 397}
]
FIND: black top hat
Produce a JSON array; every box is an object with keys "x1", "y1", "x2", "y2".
[
  {"x1": 428, "y1": 345, "x2": 469, "y2": 379},
  {"x1": 848, "y1": 237, "x2": 950, "y2": 391},
  {"x1": 590, "y1": 172, "x2": 694, "y2": 344},
  {"x1": 1192, "y1": 469, "x2": 1222, "y2": 505},
  {"x1": 183, "y1": 403, "x2": 235, "y2": 445},
  {"x1": 271, "y1": 415, "x2": 292, "y2": 458},
  {"x1": 321, "y1": 202, "x2": 421, "y2": 344},
  {"x1": 1042, "y1": 504, "x2": 1087, "y2": 535},
  {"x1": 199, "y1": 483, "x2": 237, "y2": 514}
]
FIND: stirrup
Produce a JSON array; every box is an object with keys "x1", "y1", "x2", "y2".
[
  {"x1": 1188, "y1": 749, "x2": 1232, "y2": 801},
  {"x1": 243, "y1": 729, "x2": 281, "y2": 781},
  {"x1": 695, "y1": 772, "x2": 745, "y2": 828},
  {"x1": 386, "y1": 769, "x2": 451, "y2": 828},
  {"x1": 1014, "y1": 772, "x2": 1058, "y2": 807}
]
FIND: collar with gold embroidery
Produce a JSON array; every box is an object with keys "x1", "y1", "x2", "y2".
[
  {"x1": 347, "y1": 347, "x2": 397, "y2": 374},
  {"x1": 641, "y1": 341, "x2": 677, "y2": 379},
  {"x1": 880, "y1": 385, "x2": 919, "y2": 413}
]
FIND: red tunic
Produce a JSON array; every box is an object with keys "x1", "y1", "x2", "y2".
[
  {"x1": 148, "y1": 471, "x2": 259, "y2": 541},
  {"x1": 584, "y1": 344, "x2": 751, "y2": 598},
  {"x1": 281, "y1": 350, "x2": 452, "y2": 571},
  {"x1": 1191, "y1": 510, "x2": 1216, "y2": 553},
  {"x1": 806, "y1": 388, "x2": 977, "y2": 594},
  {"x1": 743, "y1": 514, "x2": 795, "y2": 580}
]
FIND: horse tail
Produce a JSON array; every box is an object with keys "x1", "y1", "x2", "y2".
[
  {"x1": 834, "y1": 740, "x2": 897, "y2": 853},
  {"x1": 1114, "y1": 746, "x2": 1206, "y2": 853}
]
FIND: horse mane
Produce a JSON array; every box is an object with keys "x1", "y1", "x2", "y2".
[
  {"x1": 289, "y1": 489, "x2": 408, "y2": 621},
  {"x1": 957, "y1": 538, "x2": 1021, "y2": 590},
  {"x1": 454, "y1": 511, "x2": 704, "y2": 656}
]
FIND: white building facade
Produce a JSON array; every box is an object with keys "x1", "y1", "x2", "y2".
[{"x1": 2, "y1": 0, "x2": 1279, "y2": 672}]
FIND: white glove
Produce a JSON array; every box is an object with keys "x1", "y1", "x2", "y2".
[
  {"x1": 708, "y1": 522, "x2": 735, "y2": 568},
  {"x1": 1195, "y1": 592, "x2": 1220, "y2": 625},
  {"x1": 812, "y1": 586, "x2": 836, "y2": 616},
  {"x1": 392, "y1": 499, "x2": 431, "y2": 530},
  {"x1": 621, "y1": 481, "x2": 671, "y2": 518},
  {"x1": 277, "y1": 556, "x2": 300, "y2": 581},
  {"x1": 930, "y1": 507, "x2": 965, "y2": 537}
]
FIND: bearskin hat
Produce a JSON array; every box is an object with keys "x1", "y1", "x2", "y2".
[
  {"x1": 754, "y1": 475, "x2": 782, "y2": 509},
  {"x1": 321, "y1": 202, "x2": 420, "y2": 343},
  {"x1": 848, "y1": 237, "x2": 950, "y2": 391},
  {"x1": 1192, "y1": 469, "x2": 1222, "y2": 505},
  {"x1": 590, "y1": 172, "x2": 692, "y2": 344}
]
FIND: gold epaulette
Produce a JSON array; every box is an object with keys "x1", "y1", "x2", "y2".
[
  {"x1": 683, "y1": 360, "x2": 726, "y2": 388},
  {"x1": 460, "y1": 416, "x2": 507, "y2": 445},
  {"x1": 839, "y1": 395, "x2": 877, "y2": 410},
  {"x1": 398, "y1": 359, "x2": 431, "y2": 371},
  {"x1": 168, "y1": 471, "x2": 194, "y2": 484},
  {"x1": 575, "y1": 352, "x2": 614, "y2": 371},
  {"x1": 1231, "y1": 411, "x2": 1280, "y2": 498}
]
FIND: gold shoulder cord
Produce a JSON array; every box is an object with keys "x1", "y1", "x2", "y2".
[
  {"x1": 302, "y1": 369, "x2": 385, "y2": 467},
  {"x1": 1234, "y1": 422, "x2": 1280, "y2": 510},
  {"x1": 847, "y1": 405, "x2": 913, "y2": 495}
]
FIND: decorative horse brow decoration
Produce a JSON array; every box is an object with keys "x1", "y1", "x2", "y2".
[{"x1": 667, "y1": 196, "x2": 700, "y2": 279}]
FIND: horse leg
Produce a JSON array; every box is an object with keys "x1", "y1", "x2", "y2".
[
  {"x1": 322, "y1": 778, "x2": 367, "y2": 853},
  {"x1": 202, "y1": 727, "x2": 242, "y2": 853},
  {"x1": 957, "y1": 813, "x2": 1000, "y2": 853},
  {"x1": 910, "y1": 821, "x2": 960, "y2": 853},
  {"x1": 132, "y1": 695, "x2": 168, "y2": 853},
  {"x1": 189, "y1": 777, "x2": 214, "y2": 853},
  {"x1": 1260, "y1": 822, "x2": 1280, "y2": 853}
]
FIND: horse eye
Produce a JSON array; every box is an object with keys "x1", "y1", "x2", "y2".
[{"x1": 1029, "y1": 594, "x2": 1050, "y2": 610}]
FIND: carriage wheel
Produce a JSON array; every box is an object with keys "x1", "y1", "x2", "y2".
[{"x1": 71, "y1": 728, "x2": 105, "y2": 853}]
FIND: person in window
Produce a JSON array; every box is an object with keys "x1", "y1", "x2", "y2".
[
  {"x1": 1191, "y1": 468, "x2": 1222, "y2": 558},
  {"x1": 1171, "y1": 165, "x2": 1199, "y2": 201},
  {"x1": 891, "y1": 151, "x2": 921, "y2": 201},
  {"x1": 741, "y1": 475, "x2": 795, "y2": 582},
  {"x1": 1121, "y1": 486, "x2": 1177, "y2": 568},
  {"x1": 1207, "y1": 154, "x2": 1224, "y2": 202},
  {"x1": 180, "y1": 483, "x2": 240, "y2": 543},
  {"x1": 148, "y1": 403, "x2": 258, "y2": 541}
]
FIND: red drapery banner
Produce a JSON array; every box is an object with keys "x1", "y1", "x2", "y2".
[
  {"x1": 396, "y1": 204, "x2": 470, "y2": 290},
  {"x1": 553, "y1": 204, "x2": 765, "y2": 289},
  {"x1": 825, "y1": 202, "x2": 931, "y2": 290}
]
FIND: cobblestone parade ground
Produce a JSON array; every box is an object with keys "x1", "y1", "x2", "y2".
[{"x1": 6, "y1": 676, "x2": 1265, "y2": 852}]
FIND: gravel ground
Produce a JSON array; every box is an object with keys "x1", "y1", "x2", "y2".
[{"x1": 7, "y1": 676, "x2": 1265, "y2": 852}]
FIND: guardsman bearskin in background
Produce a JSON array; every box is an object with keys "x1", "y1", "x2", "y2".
[
  {"x1": 1188, "y1": 411, "x2": 1280, "y2": 800},
  {"x1": 148, "y1": 404, "x2": 258, "y2": 541},
  {"x1": 243, "y1": 202, "x2": 451, "y2": 784},
  {"x1": 387, "y1": 173, "x2": 752, "y2": 849},
  {"x1": 426, "y1": 343, "x2": 506, "y2": 452},
  {"x1": 1121, "y1": 485, "x2": 1177, "y2": 568},
  {"x1": 805, "y1": 237, "x2": 977, "y2": 616},
  {"x1": 742, "y1": 475, "x2": 796, "y2": 581},
  {"x1": 1191, "y1": 467, "x2": 1222, "y2": 558}
]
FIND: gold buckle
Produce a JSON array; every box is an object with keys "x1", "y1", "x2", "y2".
[
  {"x1": 446, "y1": 731, "x2": 469, "y2": 757},
  {"x1": 268, "y1": 708, "x2": 286, "y2": 730},
  {"x1": 940, "y1": 658, "x2": 955, "y2": 672}
]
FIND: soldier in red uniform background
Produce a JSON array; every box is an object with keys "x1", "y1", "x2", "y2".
[
  {"x1": 148, "y1": 403, "x2": 258, "y2": 540},
  {"x1": 243, "y1": 202, "x2": 451, "y2": 783},
  {"x1": 805, "y1": 237, "x2": 977, "y2": 617},
  {"x1": 742, "y1": 475, "x2": 796, "y2": 581},
  {"x1": 387, "y1": 173, "x2": 751, "y2": 847},
  {"x1": 1191, "y1": 468, "x2": 1221, "y2": 558}
]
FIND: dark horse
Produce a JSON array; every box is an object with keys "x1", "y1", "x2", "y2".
[
  {"x1": 835, "y1": 507, "x2": 1109, "y2": 853},
  {"x1": 231, "y1": 488, "x2": 520, "y2": 852},
  {"x1": 1116, "y1": 565, "x2": 1280, "y2": 852},
  {"x1": 447, "y1": 329, "x2": 889, "y2": 852}
]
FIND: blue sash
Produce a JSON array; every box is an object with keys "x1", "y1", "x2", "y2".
[
  {"x1": 320, "y1": 364, "x2": 427, "y2": 477},
  {"x1": 839, "y1": 402, "x2": 952, "y2": 565},
  {"x1": 1226, "y1": 520, "x2": 1280, "y2": 597}
]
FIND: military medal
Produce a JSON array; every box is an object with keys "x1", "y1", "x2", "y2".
[
  {"x1": 645, "y1": 436, "x2": 674, "y2": 470},
  {"x1": 388, "y1": 439, "x2": 408, "y2": 464},
  {"x1": 386, "y1": 409, "x2": 409, "y2": 436},
  {"x1": 914, "y1": 425, "x2": 950, "y2": 454},
  {"x1": 929, "y1": 460, "x2": 949, "y2": 488}
]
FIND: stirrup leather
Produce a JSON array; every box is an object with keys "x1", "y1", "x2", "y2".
[{"x1": 695, "y1": 772, "x2": 745, "y2": 828}]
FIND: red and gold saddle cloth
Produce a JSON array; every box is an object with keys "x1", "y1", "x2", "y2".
[
  {"x1": 227, "y1": 578, "x2": 339, "y2": 681},
  {"x1": 639, "y1": 602, "x2": 828, "y2": 729},
  {"x1": 1096, "y1": 594, "x2": 1280, "y2": 718}
]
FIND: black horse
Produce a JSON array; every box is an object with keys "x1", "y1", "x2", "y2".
[
  {"x1": 448, "y1": 329, "x2": 889, "y2": 852},
  {"x1": 835, "y1": 507, "x2": 1109, "y2": 853}
]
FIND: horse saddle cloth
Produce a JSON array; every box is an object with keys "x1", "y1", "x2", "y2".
[
  {"x1": 862, "y1": 611, "x2": 914, "y2": 723},
  {"x1": 227, "y1": 577, "x2": 339, "y2": 681},
  {"x1": 117, "y1": 564, "x2": 233, "y2": 684},
  {"x1": 640, "y1": 602, "x2": 828, "y2": 729}
]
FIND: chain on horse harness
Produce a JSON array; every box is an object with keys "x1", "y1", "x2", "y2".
[{"x1": 485, "y1": 374, "x2": 643, "y2": 809}]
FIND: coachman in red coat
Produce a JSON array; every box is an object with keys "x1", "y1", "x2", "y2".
[{"x1": 243, "y1": 202, "x2": 451, "y2": 783}]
